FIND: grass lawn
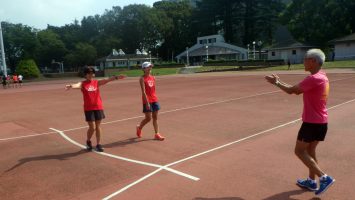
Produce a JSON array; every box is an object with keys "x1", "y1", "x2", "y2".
[
  {"x1": 109, "y1": 60, "x2": 355, "y2": 77},
  {"x1": 109, "y1": 68, "x2": 180, "y2": 77}
]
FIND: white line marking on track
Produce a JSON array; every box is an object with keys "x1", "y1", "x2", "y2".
[
  {"x1": 49, "y1": 128, "x2": 199, "y2": 181},
  {"x1": 0, "y1": 131, "x2": 56, "y2": 141},
  {"x1": 102, "y1": 97, "x2": 355, "y2": 199},
  {"x1": 2, "y1": 75, "x2": 354, "y2": 142}
]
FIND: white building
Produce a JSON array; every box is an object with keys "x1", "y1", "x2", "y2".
[
  {"x1": 265, "y1": 40, "x2": 315, "y2": 64},
  {"x1": 176, "y1": 35, "x2": 247, "y2": 65},
  {"x1": 97, "y1": 49, "x2": 156, "y2": 69},
  {"x1": 329, "y1": 33, "x2": 355, "y2": 60}
]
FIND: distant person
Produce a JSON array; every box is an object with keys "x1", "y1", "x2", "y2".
[
  {"x1": 12, "y1": 74, "x2": 19, "y2": 88},
  {"x1": 18, "y1": 74, "x2": 23, "y2": 87},
  {"x1": 136, "y1": 62, "x2": 165, "y2": 141},
  {"x1": 265, "y1": 49, "x2": 335, "y2": 195},
  {"x1": 65, "y1": 66, "x2": 125, "y2": 152},
  {"x1": 287, "y1": 59, "x2": 291, "y2": 70},
  {"x1": 6, "y1": 75, "x2": 11, "y2": 88}
]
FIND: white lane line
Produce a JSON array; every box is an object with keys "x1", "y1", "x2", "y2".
[
  {"x1": 2, "y1": 76, "x2": 354, "y2": 142},
  {"x1": 0, "y1": 90, "x2": 279, "y2": 141},
  {"x1": 165, "y1": 97, "x2": 355, "y2": 168},
  {"x1": 103, "y1": 97, "x2": 355, "y2": 199},
  {"x1": 102, "y1": 168, "x2": 163, "y2": 200},
  {"x1": 49, "y1": 128, "x2": 199, "y2": 181},
  {"x1": 0, "y1": 131, "x2": 56, "y2": 141}
]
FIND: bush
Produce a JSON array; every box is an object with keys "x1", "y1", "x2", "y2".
[{"x1": 16, "y1": 59, "x2": 41, "y2": 79}]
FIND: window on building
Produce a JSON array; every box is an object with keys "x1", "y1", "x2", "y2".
[
  {"x1": 292, "y1": 50, "x2": 296, "y2": 55},
  {"x1": 208, "y1": 38, "x2": 216, "y2": 43},
  {"x1": 272, "y1": 51, "x2": 275, "y2": 56}
]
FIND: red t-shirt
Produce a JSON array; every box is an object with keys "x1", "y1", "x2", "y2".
[
  {"x1": 142, "y1": 75, "x2": 158, "y2": 103},
  {"x1": 81, "y1": 80, "x2": 103, "y2": 111}
]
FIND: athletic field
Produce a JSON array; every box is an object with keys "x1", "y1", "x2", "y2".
[{"x1": 0, "y1": 69, "x2": 354, "y2": 200}]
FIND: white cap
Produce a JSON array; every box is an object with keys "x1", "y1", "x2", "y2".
[{"x1": 142, "y1": 61, "x2": 153, "y2": 69}]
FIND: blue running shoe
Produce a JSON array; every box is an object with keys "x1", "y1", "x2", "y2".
[
  {"x1": 315, "y1": 176, "x2": 335, "y2": 195},
  {"x1": 297, "y1": 178, "x2": 318, "y2": 191}
]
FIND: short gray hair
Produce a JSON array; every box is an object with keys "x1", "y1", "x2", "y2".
[{"x1": 305, "y1": 49, "x2": 326, "y2": 66}]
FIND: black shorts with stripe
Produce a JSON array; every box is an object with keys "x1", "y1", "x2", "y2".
[{"x1": 297, "y1": 122, "x2": 328, "y2": 143}]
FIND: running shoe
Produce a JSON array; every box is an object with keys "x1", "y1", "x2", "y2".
[
  {"x1": 315, "y1": 176, "x2": 335, "y2": 195},
  {"x1": 86, "y1": 140, "x2": 93, "y2": 151},
  {"x1": 136, "y1": 125, "x2": 142, "y2": 138},
  {"x1": 154, "y1": 133, "x2": 165, "y2": 141},
  {"x1": 296, "y1": 178, "x2": 318, "y2": 191},
  {"x1": 96, "y1": 144, "x2": 104, "y2": 152}
]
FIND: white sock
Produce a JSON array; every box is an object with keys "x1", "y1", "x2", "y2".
[
  {"x1": 320, "y1": 174, "x2": 328, "y2": 180},
  {"x1": 308, "y1": 177, "x2": 317, "y2": 183}
]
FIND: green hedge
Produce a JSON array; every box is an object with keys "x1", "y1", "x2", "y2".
[{"x1": 16, "y1": 59, "x2": 41, "y2": 79}]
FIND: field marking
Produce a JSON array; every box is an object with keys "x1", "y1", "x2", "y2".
[
  {"x1": 2, "y1": 75, "x2": 354, "y2": 142},
  {"x1": 0, "y1": 90, "x2": 280, "y2": 141},
  {"x1": 103, "y1": 97, "x2": 355, "y2": 199},
  {"x1": 49, "y1": 128, "x2": 199, "y2": 181}
]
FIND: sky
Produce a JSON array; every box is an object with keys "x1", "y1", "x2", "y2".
[{"x1": 0, "y1": 0, "x2": 158, "y2": 29}]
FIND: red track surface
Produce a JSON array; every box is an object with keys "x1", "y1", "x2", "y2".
[{"x1": 0, "y1": 69, "x2": 354, "y2": 200}]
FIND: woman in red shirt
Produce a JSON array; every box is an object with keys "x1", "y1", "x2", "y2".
[
  {"x1": 136, "y1": 62, "x2": 165, "y2": 141},
  {"x1": 65, "y1": 66, "x2": 125, "y2": 152}
]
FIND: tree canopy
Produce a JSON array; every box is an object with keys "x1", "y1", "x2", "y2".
[{"x1": 1, "y1": 0, "x2": 353, "y2": 72}]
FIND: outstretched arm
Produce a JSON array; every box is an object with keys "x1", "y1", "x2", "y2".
[
  {"x1": 265, "y1": 74, "x2": 302, "y2": 95},
  {"x1": 65, "y1": 82, "x2": 82, "y2": 90},
  {"x1": 98, "y1": 75, "x2": 125, "y2": 86}
]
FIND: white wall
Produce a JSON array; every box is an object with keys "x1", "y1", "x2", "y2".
[
  {"x1": 334, "y1": 42, "x2": 355, "y2": 60},
  {"x1": 268, "y1": 48, "x2": 308, "y2": 64}
]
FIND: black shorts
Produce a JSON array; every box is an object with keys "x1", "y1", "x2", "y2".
[
  {"x1": 297, "y1": 122, "x2": 328, "y2": 143},
  {"x1": 143, "y1": 102, "x2": 160, "y2": 113},
  {"x1": 84, "y1": 110, "x2": 105, "y2": 122}
]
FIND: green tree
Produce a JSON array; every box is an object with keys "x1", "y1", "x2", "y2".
[
  {"x1": 154, "y1": 0, "x2": 193, "y2": 60},
  {"x1": 16, "y1": 59, "x2": 41, "y2": 78},
  {"x1": 2, "y1": 22, "x2": 39, "y2": 72},
  {"x1": 281, "y1": 0, "x2": 354, "y2": 47},
  {"x1": 36, "y1": 30, "x2": 67, "y2": 69},
  {"x1": 64, "y1": 43, "x2": 97, "y2": 70}
]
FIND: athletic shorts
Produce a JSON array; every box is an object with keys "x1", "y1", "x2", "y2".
[
  {"x1": 297, "y1": 122, "x2": 328, "y2": 142},
  {"x1": 143, "y1": 102, "x2": 160, "y2": 113},
  {"x1": 84, "y1": 110, "x2": 105, "y2": 122}
]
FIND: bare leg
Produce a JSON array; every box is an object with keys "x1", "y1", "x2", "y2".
[
  {"x1": 138, "y1": 112, "x2": 152, "y2": 130},
  {"x1": 152, "y1": 111, "x2": 159, "y2": 134},
  {"x1": 295, "y1": 140, "x2": 325, "y2": 178},
  {"x1": 307, "y1": 141, "x2": 319, "y2": 180},
  {"x1": 87, "y1": 121, "x2": 95, "y2": 141},
  {"x1": 95, "y1": 120, "x2": 102, "y2": 145}
]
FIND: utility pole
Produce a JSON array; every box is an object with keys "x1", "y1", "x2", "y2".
[{"x1": 0, "y1": 21, "x2": 7, "y2": 76}]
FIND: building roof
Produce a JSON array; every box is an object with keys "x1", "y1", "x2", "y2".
[
  {"x1": 97, "y1": 49, "x2": 155, "y2": 62},
  {"x1": 97, "y1": 54, "x2": 155, "y2": 62},
  {"x1": 176, "y1": 34, "x2": 247, "y2": 59},
  {"x1": 265, "y1": 39, "x2": 315, "y2": 50},
  {"x1": 189, "y1": 46, "x2": 241, "y2": 57},
  {"x1": 329, "y1": 33, "x2": 355, "y2": 43}
]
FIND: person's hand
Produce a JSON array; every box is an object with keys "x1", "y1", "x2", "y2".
[
  {"x1": 65, "y1": 84, "x2": 72, "y2": 90},
  {"x1": 145, "y1": 103, "x2": 151, "y2": 111},
  {"x1": 265, "y1": 74, "x2": 279, "y2": 85}
]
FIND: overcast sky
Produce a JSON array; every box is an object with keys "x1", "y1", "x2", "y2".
[{"x1": 0, "y1": 0, "x2": 158, "y2": 29}]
